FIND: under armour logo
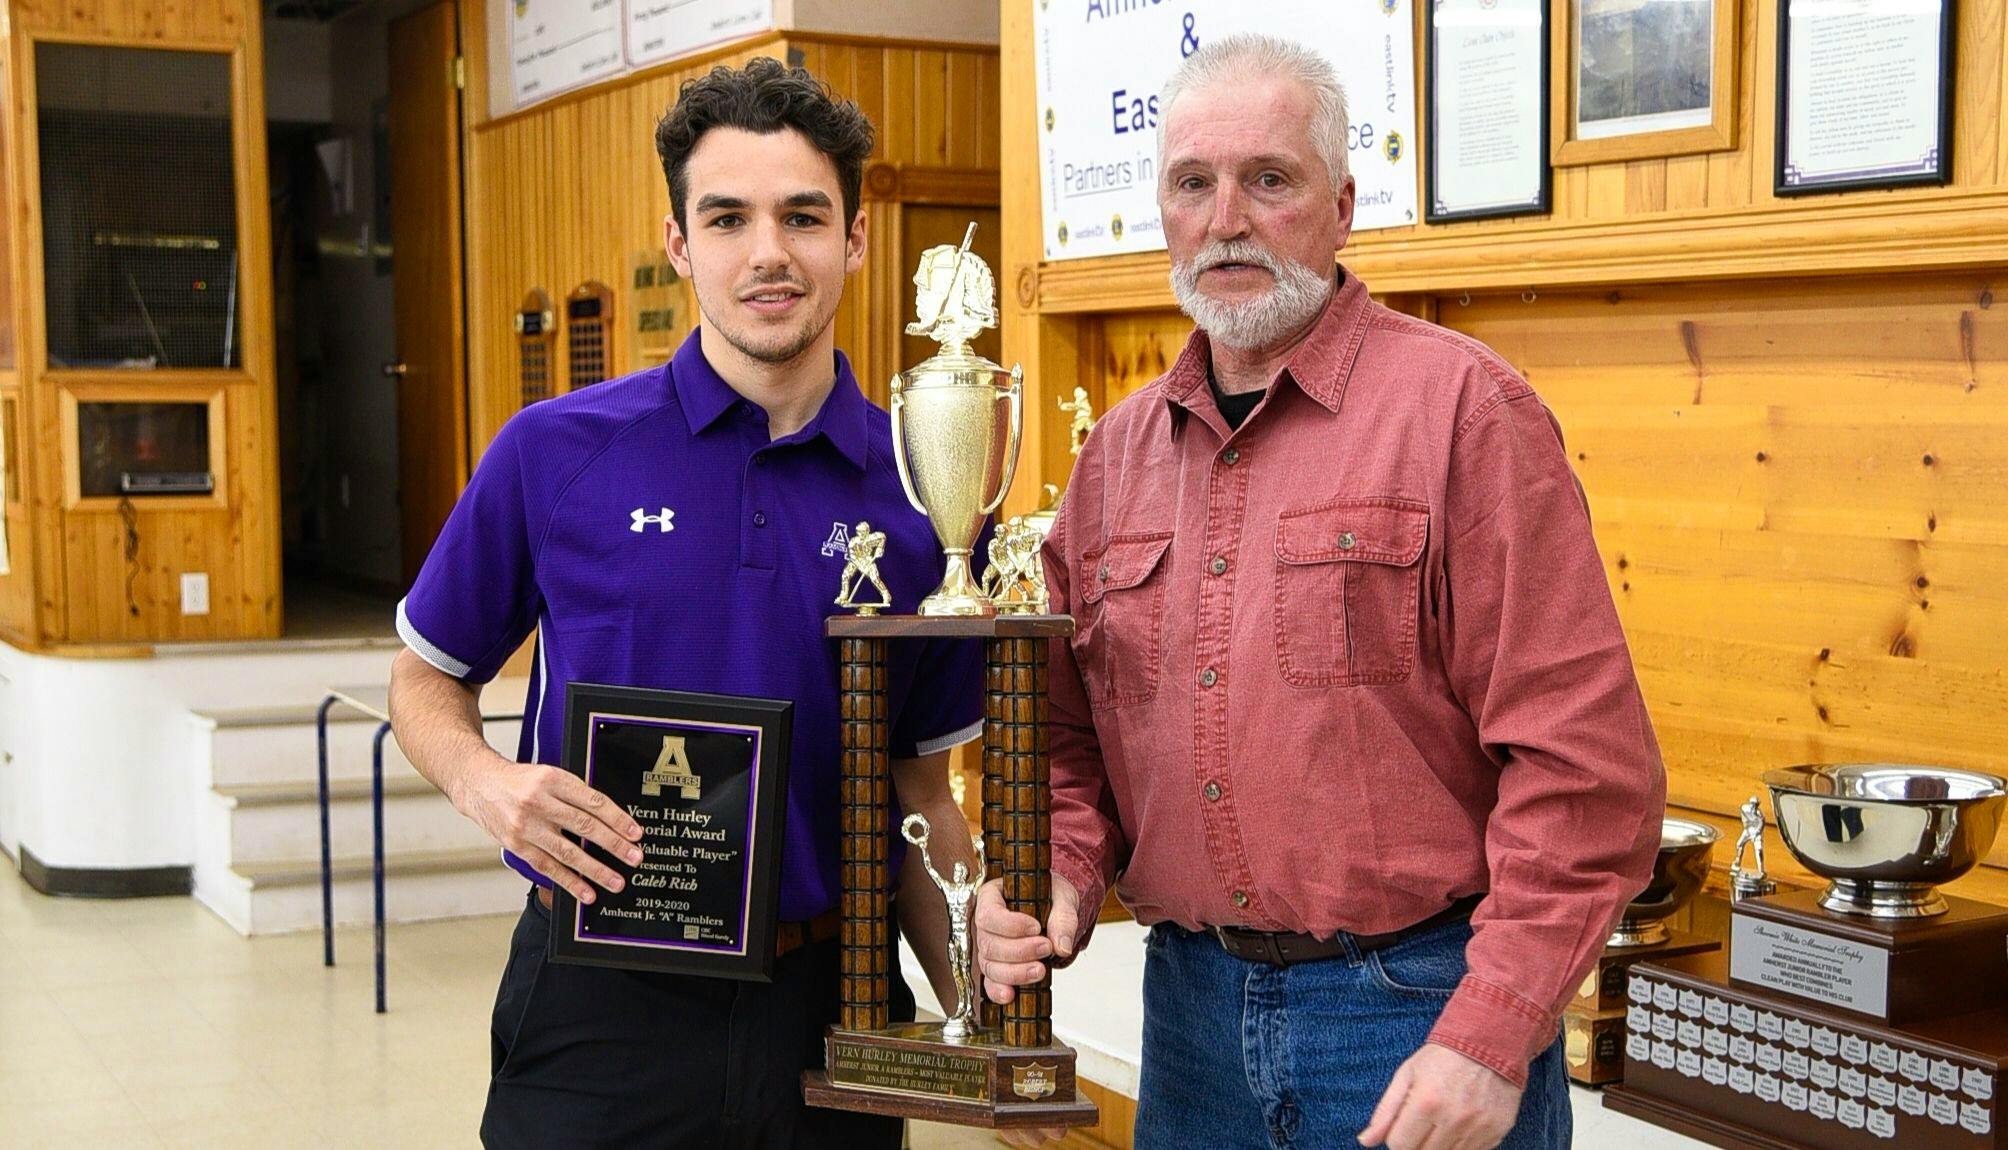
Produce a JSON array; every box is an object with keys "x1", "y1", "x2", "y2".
[
  {"x1": 630, "y1": 507, "x2": 675, "y2": 533},
  {"x1": 819, "y1": 522, "x2": 850, "y2": 557}
]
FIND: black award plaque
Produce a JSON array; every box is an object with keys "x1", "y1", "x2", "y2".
[{"x1": 549, "y1": 683, "x2": 791, "y2": 981}]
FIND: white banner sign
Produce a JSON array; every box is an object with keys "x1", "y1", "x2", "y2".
[
  {"x1": 628, "y1": 0, "x2": 774, "y2": 69},
  {"x1": 1033, "y1": 0, "x2": 1418, "y2": 262},
  {"x1": 511, "y1": 0, "x2": 625, "y2": 109}
]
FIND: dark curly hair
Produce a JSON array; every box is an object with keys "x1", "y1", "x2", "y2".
[{"x1": 655, "y1": 57, "x2": 876, "y2": 230}]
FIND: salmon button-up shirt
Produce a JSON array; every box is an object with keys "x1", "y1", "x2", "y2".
[{"x1": 1043, "y1": 269, "x2": 1667, "y2": 1086}]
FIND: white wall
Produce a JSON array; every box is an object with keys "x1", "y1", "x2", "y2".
[{"x1": 0, "y1": 639, "x2": 404, "y2": 870}]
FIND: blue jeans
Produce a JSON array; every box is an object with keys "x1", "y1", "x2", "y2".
[{"x1": 1134, "y1": 918, "x2": 1571, "y2": 1150}]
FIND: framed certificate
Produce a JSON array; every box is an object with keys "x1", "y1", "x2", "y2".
[
  {"x1": 549, "y1": 683, "x2": 792, "y2": 981},
  {"x1": 1554, "y1": 0, "x2": 1738, "y2": 164},
  {"x1": 1775, "y1": 0, "x2": 1955, "y2": 195},
  {"x1": 1426, "y1": 0, "x2": 1552, "y2": 223}
]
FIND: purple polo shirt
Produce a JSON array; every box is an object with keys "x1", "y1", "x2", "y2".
[{"x1": 396, "y1": 329, "x2": 984, "y2": 921}]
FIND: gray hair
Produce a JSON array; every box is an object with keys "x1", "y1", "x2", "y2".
[{"x1": 1157, "y1": 33, "x2": 1351, "y2": 190}]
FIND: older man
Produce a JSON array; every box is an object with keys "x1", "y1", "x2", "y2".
[{"x1": 976, "y1": 33, "x2": 1666, "y2": 1150}]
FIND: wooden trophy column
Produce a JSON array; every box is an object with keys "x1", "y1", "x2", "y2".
[{"x1": 804, "y1": 616, "x2": 1097, "y2": 1130}]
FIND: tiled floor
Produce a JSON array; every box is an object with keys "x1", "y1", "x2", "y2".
[
  {"x1": 0, "y1": 861, "x2": 994, "y2": 1149},
  {"x1": 1, "y1": 856, "x2": 1707, "y2": 1149}
]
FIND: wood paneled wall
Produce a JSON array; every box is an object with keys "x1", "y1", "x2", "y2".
[
  {"x1": 0, "y1": 0, "x2": 281, "y2": 648},
  {"x1": 999, "y1": 0, "x2": 2008, "y2": 904},
  {"x1": 460, "y1": 24, "x2": 1001, "y2": 455}
]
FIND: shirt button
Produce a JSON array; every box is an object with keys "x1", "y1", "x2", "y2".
[
  {"x1": 1222, "y1": 448, "x2": 1241, "y2": 466},
  {"x1": 1209, "y1": 556, "x2": 1228, "y2": 576},
  {"x1": 1338, "y1": 531, "x2": 1357, "y2": 551},
  {"x1": 1231, "y1": 890, "x2": 1250, "y2": 908},
  {"x1": 1203, "y1": 781, "x2": 1222, "y2": 802},
  {"x1": 1199, "y1": 667, "x2": 1218, "y2": 687},
  {"x1": 1098, "y1": 566, "x2": 1110, "y2": 583},
  {"x1": 753, "y1": 512, "x2": 768, "y2": 527}
]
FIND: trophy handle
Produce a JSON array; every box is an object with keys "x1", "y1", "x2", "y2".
[
  {"x1": 888, "y1": 374, "x2": 929, "y2": 516},
  {"x1": 981, "y1": 366, "x2": 1023, "y2": 518}
]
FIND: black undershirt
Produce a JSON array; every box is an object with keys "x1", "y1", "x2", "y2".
[{"x1": 1209, "y1": 373, "x2": 1267, "y2": 431}]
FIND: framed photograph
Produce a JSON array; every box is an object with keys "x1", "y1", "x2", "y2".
[
  {"x1": 1426, "y1": 0, "x2": 1552, "y2": 222},
  {"x1": 549, "y1": 683, "x2": 792, "y2": 981},
  {"x1": 1774, "y1": 0, "x2": 1955, "y2": 195},
  {"x1": 1554, "y1": 0, "x2": 1738, "y2": 164}
]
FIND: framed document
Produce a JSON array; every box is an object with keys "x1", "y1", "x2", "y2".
[
  {"x1": 1554, "y1": 0, "x2": 1738, "y2": 164},
  {"x1": 549, "y1": 683, "x2": 791, "y2": 981},
  {"x1": 1775, "y1": 0, "x2": 1955, "y2": 195},
  {"x1": 1426, "y1": 0, "x2": 1551, "y2": 222}
]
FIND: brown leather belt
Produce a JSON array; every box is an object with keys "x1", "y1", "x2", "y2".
[
  {"x1": 534, "y1": 887, "x2": 841, "y2": 958},
  {"x1": 1209, "y1": 894, "x2": 1485, "y2": 967}
]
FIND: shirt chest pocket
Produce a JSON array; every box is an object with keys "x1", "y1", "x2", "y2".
[
  {"x1": 1273, "y1": 499, "x2": 1429, "y2": 687},
  {"x1": 1077, "y1": 532, "x2": 1174, "y2": 708}
]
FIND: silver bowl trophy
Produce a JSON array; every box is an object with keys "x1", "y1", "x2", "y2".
[
  {"x1": 1606, "y1": 764, "x2": 2008, "y2": 1150},
  {"x1": 1566, "y1": 816, "x2": 1725, "y2": 1085},
  {"x1": 805, "y1": 225, "x2": 1093, "y2": 1130}
]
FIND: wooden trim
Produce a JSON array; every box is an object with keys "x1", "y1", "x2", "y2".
[
  {"x1": 1552, "y1": 0, "x2": 1739, "y2": 166},
  {"x1": 1028, "y1": 189, "x2": 2008, "y2": 307},
  {"x1": 57, "y1": 382, "x2": 229, "y2": 512},
  {"x1": 15, "y1": 30, "x2": 238, "y2": 52},
  {"x1": 44, "y1": 368, "x2": 256, "y2": 388},
  {"x1": 781, "y1": 29, "x2": 1003, "y2": 53},
  {"x1": 861, "y1": 163, "x2": 1000, "y2": 206}
]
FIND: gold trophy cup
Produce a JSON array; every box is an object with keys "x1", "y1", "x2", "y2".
[{"x1": 890, "y1": 224, "x2": 1022, "y2": 616}]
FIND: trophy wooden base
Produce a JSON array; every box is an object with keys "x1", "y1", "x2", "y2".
[
  {"x1": 1730, "y1": 890, "x2": 2008, "y2": 1026},
  {"x1": 802, "y1": 1022, "x2": 1099, "y2": 1128},
  {"x1": 1566, "y1": 929, "x2": 1722, "y2": 1086},
  {"x1": 1577, "y1": 928, "x2": 1722, "y2": 1012},
  {"x1": 1612, "y1": 949, "x2": 2005, "y2": 1148}
]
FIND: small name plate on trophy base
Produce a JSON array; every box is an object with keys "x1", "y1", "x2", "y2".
[
  {"x1": 1729, "y1": 891, "x2": 2008, "y2": 1025},
  {"x1": 1579, "y1": 928, "x2": 1722, "y2": 1013},
  {"x1": 1606, "y1": 950, "x2": 2007, "y2": 1149},
  {"x1": 803, "y1": 1024, "x2": 1098, "y2": 1128}
]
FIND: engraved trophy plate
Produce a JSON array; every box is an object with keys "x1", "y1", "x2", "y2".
[{"x1": 1731, "y1": 914, "x2": 1892, "y2": 1017}]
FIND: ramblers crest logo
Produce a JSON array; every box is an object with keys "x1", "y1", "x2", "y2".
[
  {"x1": 641, "y1": 736, "x2": 701, "y2": 799},
  {"x1": 1383, "y1": 131, "x2": 1405, "y2": 163},
  {"x1": 1011, "y1": 1063, "x2": 1058, "y2": 1100},
  {"x1": 820, "y1": 522, "x2": 851, "y2": 557},
  {"x1": 1110, "y1": 214, "x2": 1124, "y2": 241}
]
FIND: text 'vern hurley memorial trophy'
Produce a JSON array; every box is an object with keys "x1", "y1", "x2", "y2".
[{"x1": 800, "y1": 225, "x2": 1097, "y2": 1129}]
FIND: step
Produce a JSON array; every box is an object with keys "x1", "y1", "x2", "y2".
[
  {"x1": 197, "y1": 846, "x2": 526, "y2": 936},
  {"x1": 215, "y1": 781, "x2": 492, "y2": 865},
  {"x1": 193, "y1": 703, "x2": 522, "y2": 790}
]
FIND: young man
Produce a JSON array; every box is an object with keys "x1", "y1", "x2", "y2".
[
  {"x1": 976, "y1": 34, "x2": 1666, "y2": 1150},
  {"x1": 388, "y1": 59, "x2": 981, "y2": 1149}
]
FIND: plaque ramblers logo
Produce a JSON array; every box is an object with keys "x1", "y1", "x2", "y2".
[
  {"x1": 1044, "y1": 107, "x2": 1055, "y2": 132},
  {"x1": 641, "y1": 735, "x2": 701, "y2": 799},
  {"x1": 1383, "y1": 131, "x2": 1405, "y2": 163},
  {"x1": 1011, "y1": 1063, "x2": 1058, "y2": 1100},
  {"x1": 1056, "y1": 222, "x2": 1069, "y2": 247},
  {"x1": 1110, "y1": 214, "x2": 1124, "y2": 241}
]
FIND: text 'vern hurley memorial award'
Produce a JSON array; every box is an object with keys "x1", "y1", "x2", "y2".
[{"x1": 549, "y1": 683, "x2": 791, "y2": 980}]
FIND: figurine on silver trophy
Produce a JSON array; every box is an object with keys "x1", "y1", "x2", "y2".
[
  {"x1": 834, "y1": 521, "x2": 891, "y2": 615},
  {"x1": 1729, "y1": 795, "x2": 1776, "y2": 902},
  {"x1": 900, "y1": 812, "x2": 986, "y2": 1041},
  {"x1": 1058, "y1": 386, "x2": 1096, "y2": 456}
]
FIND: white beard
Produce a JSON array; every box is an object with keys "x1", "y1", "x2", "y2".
[{"x1": 1170, "y1": 239, "x2": 1333, "y2": 351}]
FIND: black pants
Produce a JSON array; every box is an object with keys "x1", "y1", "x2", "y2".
[{"x1": 480, "y1": 889, "x2": 915, "y2": 1149}]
